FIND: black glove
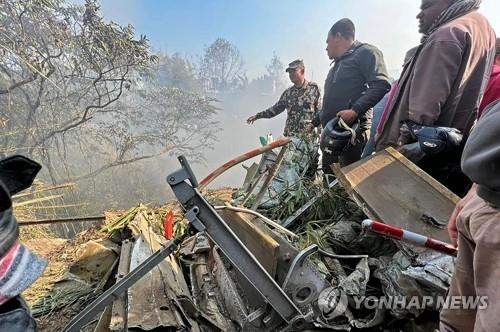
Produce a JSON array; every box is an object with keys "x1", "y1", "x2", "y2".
[
  {"x1": 398, "y1": 121, "x2": 424, "y2": 145},
  {"x1": 0, "y1": 155, "x2": 41, "y2": 195},
  {"x1": 399, "y1": 142, "x2": 425, "y2": 164},
  {"x1": 0, "y1": 181, "x2": 10, "y2": 211},
  {"x1": 416, "y1": 127, "x2": 463, "y2": 155}
]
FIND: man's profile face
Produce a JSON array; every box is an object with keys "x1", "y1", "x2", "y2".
[
  {"x1": 326, "y1": 32, "x2": 343, "y2": 60},
  {"x1": 417, "y1": 0, "x2": 452, "y2": 34}
]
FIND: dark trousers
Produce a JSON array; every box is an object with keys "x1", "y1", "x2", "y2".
[
  {"x1": 418, "y1": 153, "x2": 471, "y2": 198},
  {"x1": 322, "y1": 128, "x2": 369, "y2": 177},
  {"x1": 0, "y1": 297, "x2": 37, "y2": 332}
]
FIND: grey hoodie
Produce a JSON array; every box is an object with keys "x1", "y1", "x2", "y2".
[{"x1": 462, "y1": 99, "x2": 500, "y2": 207}]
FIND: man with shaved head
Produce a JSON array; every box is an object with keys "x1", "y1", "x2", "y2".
[
  {"x1": 376, "y1": 0, "x2": 496, "y2": 196},
  {"x1": 319, "y1": 18, "x2": 391, "y2": 173}
]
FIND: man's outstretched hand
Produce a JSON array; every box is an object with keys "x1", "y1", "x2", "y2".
[{"x1": 246, "y1": 115, "x2": 257, "y2": 124}]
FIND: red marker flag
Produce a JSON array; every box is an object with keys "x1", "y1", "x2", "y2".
[{"x1": 164, "y1": 210, "x2": 175, "y2": 240}]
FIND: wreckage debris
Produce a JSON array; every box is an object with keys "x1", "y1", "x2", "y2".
[{"x1": 23, "y1": 146, "x2": 457, "y2": 332}]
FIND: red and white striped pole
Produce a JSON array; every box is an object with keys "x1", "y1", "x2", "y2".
[{"x1": 362, "y1": 219, "x2": 457, "y2": 257}]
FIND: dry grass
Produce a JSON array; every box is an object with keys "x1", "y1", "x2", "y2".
[
  {"x1": 13, "y1": 180, "x2": 77, "y2": 221},
  {"x1": 19, "y1": 224, "x2": 58, "y2": 242},
  {"x1": 22, "y1": 238, "x2": 67, "y2": 304},
  {"x1": 203, "y1": 187, "x2": 235, "y2": 205},
  {"x1": 23, "y1": 226, "x2": 104, "y2": 306},
  {"x1": 23, "y1": 225, "x2": 106, "y2": 332}
]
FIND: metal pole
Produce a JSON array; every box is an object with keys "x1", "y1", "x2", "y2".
[
  {"x1": 18, "y1": 215, "x2": 105, "y2": 226},
  {"x1": 169, "y1": 156, "x2": 305, "y2": 325},
  {"x1": 240, "y1": 169, "x2": 267, "y2": 206},
  {"x1": 251, "y1": 145, "x2": 288, "y2": 210}
]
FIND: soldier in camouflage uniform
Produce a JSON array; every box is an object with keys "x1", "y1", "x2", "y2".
[{"x1": 247, "y1": 60, "x2": 321, "y2": 138}]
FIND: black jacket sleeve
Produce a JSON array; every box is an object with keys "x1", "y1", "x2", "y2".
[
  {"x1": 351, "y1": 46, "x2": 391, "y2": 116},
  {"x1": 461, "y1": 100, "x2": 500, "y2": 207}
]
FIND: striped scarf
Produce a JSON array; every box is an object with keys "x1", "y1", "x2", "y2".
[
  {"x1": 0, "y1": 239, "x2": 47, "y2": 305},
  {"x1": 0, "y1": 182, "x2": 47, "y2": 305},
  {"x1": 422, "y1": 0, "x2": 482, "y2": 43}
]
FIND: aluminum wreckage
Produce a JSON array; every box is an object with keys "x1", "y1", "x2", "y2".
[{"x1": 49, "y1": 137, "x2": 456, "y2": 332}]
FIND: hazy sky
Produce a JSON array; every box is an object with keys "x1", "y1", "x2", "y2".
[
  {"x1": 98, "y1": 0, "x2": 500, "y2": 83},
  {"x1": 89, "y1": 0, "x2": 500, "y2": 188}
]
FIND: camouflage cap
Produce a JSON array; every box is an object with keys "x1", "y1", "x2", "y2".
[{"x1": 285, "y1": 59, "x2": 305, "y2": 72}]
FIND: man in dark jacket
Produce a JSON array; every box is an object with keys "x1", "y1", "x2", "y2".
[
  {"x1": 440, "y1": 99, "x2": 500, "y2": 332},
  {"x1": 318, "y1": 18, "x2": 390, "y2": 172}
]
